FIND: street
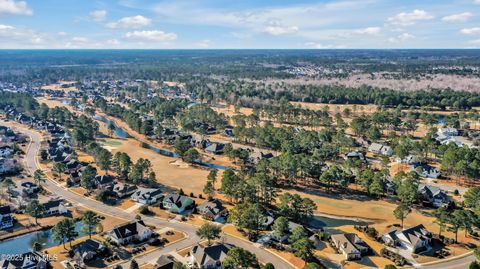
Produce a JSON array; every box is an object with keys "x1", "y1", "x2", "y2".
[{"x1": 11, "y1": 122, "x2": 293, "y2": 269}]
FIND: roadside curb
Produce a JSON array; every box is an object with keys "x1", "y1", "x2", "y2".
[
  {"x1": 401, "y1": 250, "x2": 474, "y2": 268},
  {"x1": 222, "y1": 225, "x2": 300, "y2": 269}
]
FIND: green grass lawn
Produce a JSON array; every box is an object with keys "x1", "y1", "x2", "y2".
[{"x1": 101, "y1": 139, "x2": 123, "y2": 146}]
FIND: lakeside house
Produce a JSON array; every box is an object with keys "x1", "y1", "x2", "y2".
[
  {"x1": 189, "y1": 243, "x2": 233, "y2": 269},
  {"x1": 163, "y1": 194, "x2": 194, "y2": 214},
  {"x1": 368, "y1": 143, "x2": 393, "y2": 157},
  {"x1": 131, "y1": 188, "x2": 163, "y2": 204},
  {"x1": 331, "y1": 233, "x2": 369, "y2": 260},
  {"x1": 0, "y1": 251, "x2": 47, "y2": 269},
  {"x1": 382, "y1": 224, "x2": 432, "y2": 253},
  {"x1": 197, "y1": 199, "x2": 228, "y2": 222},
  {"x1": 72, "y1": 239, "x2": 106, "y2": 264},
  {"x1": 205, "y1": 142, "x2": 225, "y2": 155},
  {"x1": 108, "y1": 220, "x2": 153, "y2": 245},
  {"x1": 42, "y1": 199, "x2": 68, "y2": 216},
  {"x1": 0, "y1": 205, "x2": 14, "y2": 230}
]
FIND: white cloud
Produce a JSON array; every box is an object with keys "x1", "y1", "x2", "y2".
[
  {"x1": 125, "y1": 30, "x2": 177, "y2": 41},
  {"x1": 196, "y1": 39, "x2": 212, "y2": 48},
  {"x1": 262, "y1": 22, "x2": 299, "y2": 36},
  {"x1": 474, "y1": 0, "x2": 480, "y2": 4},
  {"x1": 107, "y1": 15, "x2": 151, "y2": 29},
  {"x1": 0, "y1": 24, "x2": 14, "y2": 31},
  {"x1": 442, "y1": 12, "x2": 473, "y2": 22},
  {"x1": 388, "y1": 33, "x2": 415, "y2": 43},
  {"x1": 387, "y1": 9, "x2": 434, "y2": 26},
  {"x1": 304, "y1": 42, "x2": 346, "y2": 49},
  {"x1": 353, "y1": 27, "x2": 381, "y2": 35},
  {"x1": 469, "y1": 39, "x2": 480, "y2": 45},
  {"x1": 90, "y1": 10, "x2": 107, "y2": 21},
  {"x1": 461, "y1": 27, "x2": 480, "y2": 34},
  {"x1": 0, "y1": 0, "x2": 32, "y2": 15}
]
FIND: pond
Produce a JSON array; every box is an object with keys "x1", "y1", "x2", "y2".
[
  {"x1": 93, "y1": 115, "x2": 130, "y2": 139},
  {"x1": 307, "y1": 215, "x2": 370, "y2": 229},
  {"x1": 0, "y1": 222, "x2": 86, "y2": 255},
  {"x1": 93, "y1": 114, "x2": 231, "y2": 170}
]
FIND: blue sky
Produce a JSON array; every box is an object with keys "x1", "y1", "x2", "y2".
[{"x1": 0, "y1": 0, "x2": 480, "y2": 48}]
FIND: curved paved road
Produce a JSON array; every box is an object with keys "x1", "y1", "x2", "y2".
[{"x1": 10, "y1": 122, "x2": 292, "y2": 269}]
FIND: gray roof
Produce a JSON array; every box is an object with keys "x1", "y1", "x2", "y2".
[{"x1": 191, "y1": 244, "x2": 233, "y2": 268}]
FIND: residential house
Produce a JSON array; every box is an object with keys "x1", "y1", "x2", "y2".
[
  {"x1": 94, "y1": 175, "x2": 116, "y2": 189},
  {"x1": 331, "y1": 233, "x2": 369, "y2": 260},
  {"x1": 0, "y1": 252, "x2": 47, "y2": 269},
  {"x1": 0, "y1": 144, "x2": 13, "y2": 157},
  {"x1": 382, "y1": 224, "x2": 432, "y2": 253},
  {"x1": 113, "y1": 183, "x2": 137, "y2": 198},
  {"x1": 0, "y1": 158, "x2": 18, "y2": 175},
  {"x1": 368, "y1": 143, "x2": 393, "y2": 157},
  {"x1": 21, "y1": 182, "x2": 39, "y2": 196},
  {"x1": 197, "y1": 199, "x2": 228, "y2": 222},
  {"x1": 189, "y1": 244, "x2": 233, "y2": 269},
  {"x1": 344, "y1": 151, "x2": 367, "y2": 163},
  {"x1": 411, "y1": 164, "x2": 441, "y2": 179},
  {"x1": 155, "y1": 255, "x2": 175, "y2": 269},
  {"x1": 132, "y1": 188, "x2": 163, "y2": 204},
  {"x1": 0, "y1": 205, "x2": 14, "y2": 229},
  {"x1": 163, "y1": 194, "x2": 194, "y2": 214},
  {"x1": 42, "y1": 199, "x2": 68, "y2": 216},
  {"x1": 436, "y1": 128, "x2": 458, "y2": 142},
  {"x1": 109, "y1": 220, "x2": 153, "y2": 245},
  {"x1": 418, "y1": 184, "x2": 449, "y2": 208},
  {"x1": 72, "y1": 239, "x2": 106, "y2": 263},
  {"x1": 205, "y1": 142, "x2": 225, "y2": 155}
]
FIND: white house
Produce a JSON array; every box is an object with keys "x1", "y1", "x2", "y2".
[
  {"x1": 109, "y1": 220, "x2": 153, "y2": 245},
  {"x1": 368, "y1": 143, "x2": 393, "y2": 157},
  {"x1": 42, "y1": 199, "x2": 68, "y2": 216},
  {"x1": 382, "y1": 224, "x2": 432, "y2": 253}
]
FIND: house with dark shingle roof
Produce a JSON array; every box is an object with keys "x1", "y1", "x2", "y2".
[
  {"x1": 189, "y1": 243, "x2": 233, "y2": 269},
  {"x1": 418, "y1": 184, "x2": 449, "y2": 208},
  {"x1": 72, "y1": 239, "x2": 106, "y2": 263},
  {"x1": 108, "y1": 220, "x2": 153, "y2": 245},
  {"x1": 197, "y1": 199, "x2": 227, "y2": 222},
  {"x1": 155, "y1": 255, "x2": 175, "y2": 269},
  {"x1": 331, "y1": 233, "x2": 369, "y2": 260},
  {"x1": 382, "y1": 224, "x2": 432, "y2": 253},
  {"x1": 94, "y1": 174, "x2": 116, "y2": 189},
  {"x1": 42, "y1": 199, "x2": 68, "y2": 216},
  {"x1": 163, "y1": 194, "x2": 194, "y2": 214}
]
